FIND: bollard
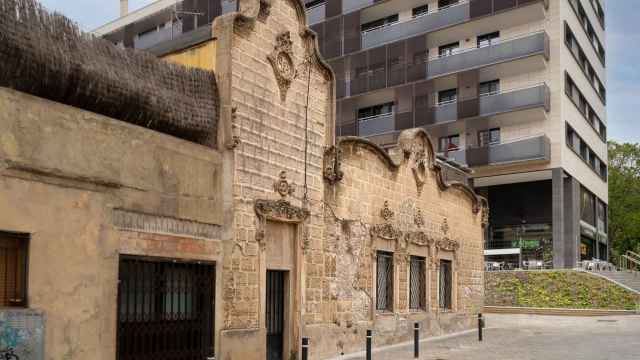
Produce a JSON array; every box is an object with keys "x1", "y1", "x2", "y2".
[
  {"x1": 302, "y1": 337, "x2": 309, "y2": 360},
  {"x1": 366, "y1": 329, "x2": 372, "y2": 360},
  {"x1": 413, "y1": 322, "x2": 420, "y2": 358},
  {"x1": 478, "y1": 313, "x2": 484, "y2": 342}
]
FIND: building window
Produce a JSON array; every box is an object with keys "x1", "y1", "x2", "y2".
[
  {"x1": 305, "y1": 0, "x2": 326, "y2": 9},
  {"x1": 361, "y1": 14, "x2": 399, "y2": 32},
  {"x1": 477, "y1": 31, "x2": 500, "y2": 48},
  {"x1": 412, "y1": 4, "x2": 429, "y2": 17},
  {"x1": 438, "y1": 42, "x2": 459, "y2": 57},
  {"x1": 478, "y1": 128, "x2": 500, "y2": 147},
  {"x1": 438, "y1": 88, "x2": 457, "y2": 104},
  {"x1": 438, "y1": 0, "x2": 459, "y2": 8},
  {"x1": 358, "y1": 102, "x2": 394, "y2": 120},
  {"x1": 479, "y1": 79, "x2": 500, "y2": 96},
  {"x1": 376, "y1": 252, "x2": 394, "y2": 311},
  {"x1": 0, "y1": 232, "x2": 29, "y2": 307},
  {"x1": 581, "y1": 187, "x2": 596, "y2": 226},
  {"x1": 438, "y1": 134, "x2": 460, "y2": 152},
  {"x1": 409, "y1": 256, "x2": 426, "y2": 310},
  {"x1": 439, "y1": 260, "x2": 452, "y2": 310}
]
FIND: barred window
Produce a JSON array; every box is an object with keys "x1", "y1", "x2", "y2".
[
  {"x1": 439, "y1": 260, "x2": 452, "y2": 310},
  {"x1": 376, "y1": 252, "x2": 394, "y2": 311},
  {"x1": 0, "y1": 232, "x2": 29, "y2": 307},
  {"x1": 409, "y1": 256, "x2": 426, "y2": 310}
]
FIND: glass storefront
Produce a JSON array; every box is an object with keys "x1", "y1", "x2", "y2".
[
  {"x1": 488, "y1": 223, "x2": 553, "y2": 269},
  {"x1": 580, "y1": 236, "x2": 595, "y2": 261}
]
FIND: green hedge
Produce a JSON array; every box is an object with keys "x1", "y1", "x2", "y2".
[{"x1": 485, "y1": 271, "x2": 639, "y2": 310}]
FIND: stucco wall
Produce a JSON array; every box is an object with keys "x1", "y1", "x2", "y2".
[{"x1": 0, "y1": 87, "x2": 224, "y2": 360}]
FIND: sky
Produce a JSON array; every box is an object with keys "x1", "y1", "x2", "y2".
[{"x1": 38, "y1": 0, "x2": 640, "y2": 144}]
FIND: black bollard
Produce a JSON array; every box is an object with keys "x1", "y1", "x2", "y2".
[
  {"x1": 302, "y1": 337, "x2": 309, "y2": 360},
  {"x1": 478, "y1": 313, "x2": 484, "y2": 342},
  {"x1": 366, "y1": 329, "x2": 372, "y2": 360},
  {"x1": 413, "y1": 322, "x2": 420, "y2": 358}
]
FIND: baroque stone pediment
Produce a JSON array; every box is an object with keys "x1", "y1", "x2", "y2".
[
  {"x1": 254, "y1": 199, "x2": 309, "y2": 224},
  {"x1": 405, "y1": 231, "x2": 433, "y2": 247},
  {"x1": 436, "y1": 237, "x2": 460, "y2": 252}
]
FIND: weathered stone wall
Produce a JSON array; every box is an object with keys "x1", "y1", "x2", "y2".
[{"x1": 0, "y1": 87, "x2": 224, "y2": 360}]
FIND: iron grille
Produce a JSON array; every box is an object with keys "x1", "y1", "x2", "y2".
[
  {"x1": 439, "y1": 260, "x2": 452, "y2": 310},
  {"x1": 266, "y1": 271, "x2": 285, "y2": 360},
  {"x1": 0, "y1": 231, "x2": 28, "y2": 308},
  {"x1": 376, "y1": 252, "x2": 394, "y2": 311},
  {"x1": 117, "y1": 256, "x2": 215, "y2": 360},
  {"x1": 409, "y1": 256, "x2": 426, "y2": 310}
]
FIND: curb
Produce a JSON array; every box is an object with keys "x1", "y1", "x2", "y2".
[{"x1": 483, "y1": 306, "x2": 639, "y2": 316}]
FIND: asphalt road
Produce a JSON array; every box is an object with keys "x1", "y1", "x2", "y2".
[{"x1": 347, "y1": 314, "x2": 640, "y2": 360}]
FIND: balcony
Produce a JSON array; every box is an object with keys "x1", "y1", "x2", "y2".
[
  {"x1": 468, "y1": 134, "x2": 550, "y2": 166},
  {"x1": 134, "y1": 22, "x2": 183, "y2": 50},
  {"x1": 357, "y1": 113, "x2": 395, "y2": 137},
  {"x1": 361, "y1": 1, "x2": 469, "y2": 49},
  {"x1": 307, "y1": 3, "x2": 326, "y2": 25},
  {"x1": 427, "y1": 31, "x2": 549, "y2": 78},
  {"x1": 428, "y1": 83, "x2": 550, "y2": 126}
]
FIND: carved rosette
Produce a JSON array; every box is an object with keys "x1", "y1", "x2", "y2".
[
  {"x1": 274, "y1": 171, "x2": 296, "y2": 198},
  {"x1": 268, "y1": 31, "x2": 296, "y2": 101},
  {"x1": 380, "y1": 201, "x2": 394, "y2": 222},
  {"x1": 323, "y1": 146, "x2": 344, "y2": 185},
  {"x1": 414, "y1": 208, "x2": 425, "y2": 228}
]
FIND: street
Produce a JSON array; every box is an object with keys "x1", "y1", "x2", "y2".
[{"x1": 346, "y1": 314, "x2": 640, "y2": 360}]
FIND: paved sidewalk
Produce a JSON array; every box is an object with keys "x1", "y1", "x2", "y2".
[{"x1": 344, "y1": 314, "x2": 640, "y2": 360}]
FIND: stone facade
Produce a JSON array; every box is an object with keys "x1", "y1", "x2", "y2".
[{"x1": 0, "y1": 0, "x2": 485, "y2": 359}]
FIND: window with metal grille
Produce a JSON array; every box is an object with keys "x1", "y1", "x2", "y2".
[
  {"x1": 0, "y1": 231, "x2": 28, "y2": 307},
  {"x1": 117, "y1": 256, "x2": 215, "y2": 360},
  {"x1": 376, "y1": 252, "x2": 394, "y2": 311},
  {"x1": 439, "y1": 260, "x2": 452, "y2": 310},
  {"x1": 409, "y1": 256, "x2": 426, "y2": 310}
]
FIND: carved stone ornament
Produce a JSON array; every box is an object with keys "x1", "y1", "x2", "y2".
[
  {"x1": 323, "y1": 146, "x2": 344, "y2": 185},
  {"x1": 268, "y1": 31, "x2": 297, "y2": 101},
  {"x1": 441, "y1": 218, "x2": 450, "y2": 236},
  {"x1": 405, "y1": 231, "x2": 432, "y2": 247},
  {"x1": 412, "y1": 149, "x2": 428, "y2": 194},
  {"x1": 481, "y1": 204, "x2": 489, "y2": 228},
  {"x1": 380, "y1": 201, "x2": 394, "y2": 222},
  {"x1": 414, "y1": 208, "x2": 425, "y2": 228},
  {"x1": 436, "y1": 237, "x2": 460, "y2": 252},
  {"x1": 370, "y1": 223, "x2": 402, "y2": 241},
  {"x1": 274, "y1": 171, "x2": 296, "y2": 198},
  {"x1": 255, "y1": 199, "x2": 309, "y2": 224}
]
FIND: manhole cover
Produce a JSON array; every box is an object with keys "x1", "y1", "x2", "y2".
[{"x1": 597, "y1": 319, "x2": 618, "y2": 323}]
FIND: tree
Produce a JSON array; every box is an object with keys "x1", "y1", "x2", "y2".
[{"x1": 608, "y1": 141, "x2": 640, "y2": 261}]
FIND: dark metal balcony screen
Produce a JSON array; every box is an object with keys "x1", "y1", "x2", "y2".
[
  {"x1": 439, "y1": 260, "x2": 452, "y2": 310},
  {"x1": 117, "y1": 257, "x2": 215, "y2": 360},
  {"x1": 409, "y1": 257, "x2": 426, "y2": 310},
  {"x1": 376, "y1": 252, "x2": 394, "y2": 311}
]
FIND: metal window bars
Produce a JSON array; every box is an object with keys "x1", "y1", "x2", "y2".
[
  {"x1": 439, "y1": 260, "x2": 452, "y2": 310},
  {"x1": 376, "y1": 252, "x2": 394, "y2": 311},
  {"x1": 409, "y1": 256, "x2": 426, "y2": 310}
]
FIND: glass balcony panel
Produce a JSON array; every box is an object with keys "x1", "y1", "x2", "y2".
[
  {"x1": 307, "y1": 3, "x2": 326, "y2": 25},
  {"x1": 358, "y1": 113, "x2": 395, "y2": 137},
  {"x1": 465, "y1": 135, "x2": 550, "y2": 167},
  {"x1": 427, "y1": 31, "x2": 547, "y2": 78},
  {"x1": 361, "y1": 2, "x2": 469, "y2": 49},
  {"x1": 343, "y1": 0, "x2": 375, "y2": 14},
  {"x1": 433, "y1": 102, "x2": 458, "y2": 124},
  {"x1": 479, "y1": 84, "x2": 549, "y2": 116}
]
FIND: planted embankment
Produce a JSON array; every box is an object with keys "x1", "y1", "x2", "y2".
[{"x1": 485, "y1": 271, "x2": 639, "y2": 311}]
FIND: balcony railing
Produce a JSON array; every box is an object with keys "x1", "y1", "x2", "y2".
[
  {"x1": 428, "y1": 83, "x2": 550, "y2": 126},
  {"x1": 357, "y1": 113, "x2": 395, "y2": 137},
  {"x1": 465, "y1": 134, "x2": 551, "y2": 167},
  {"x1": 427, "y1": 31, "x2": 549, "y2": 78},
  {"x1": 307, "y1": 3, "x2": 326, "y2": 25},
  {"x1": 134, "y1": 22, "x2": 183, "y2": 50},
  {"x1": 361, "y1": 1, "x2": 469, "y2": 49}
]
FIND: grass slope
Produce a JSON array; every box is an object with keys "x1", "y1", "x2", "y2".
[{"x1": 485, "y1": 271, "x2": 639, "y2": 310}]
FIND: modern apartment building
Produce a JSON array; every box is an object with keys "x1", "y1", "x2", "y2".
[{"x1": 95, "y1": 0, "x2": 609, "y2": 269}]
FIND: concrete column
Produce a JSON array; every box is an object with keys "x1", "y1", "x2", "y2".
[
  {"x1": 120, "y1": 0, "x2": 128, "y2": 17},
  {"x1": 563, "y1": 174, "x2": 581, "y2": 268},
  {"x1": 552, "y1": 168, "x2": 565, "y2": 268}
]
